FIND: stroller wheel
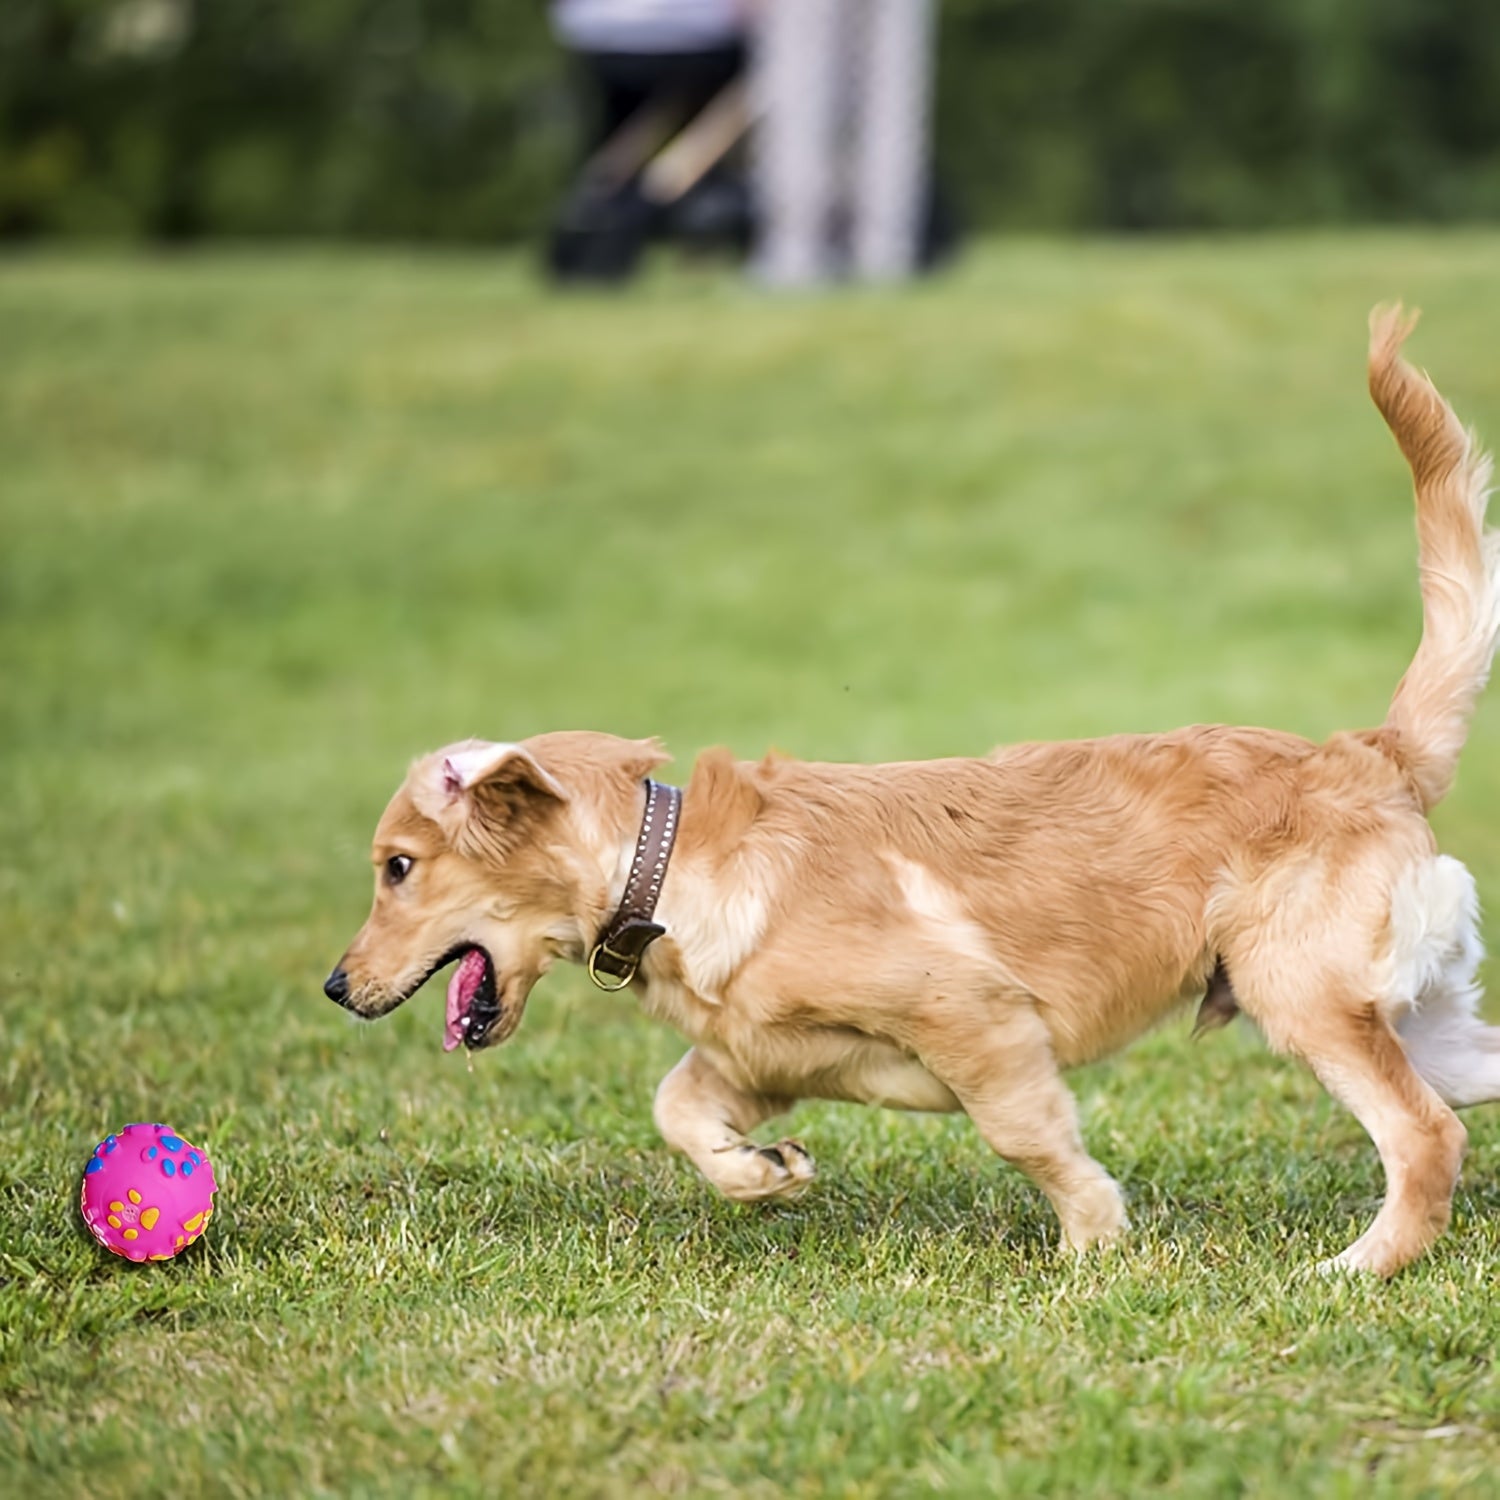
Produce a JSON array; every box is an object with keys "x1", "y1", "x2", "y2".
[{"x1": 547, "y1": 184, "x2": 653, "y2": 283}]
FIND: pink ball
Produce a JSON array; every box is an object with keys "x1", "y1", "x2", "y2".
[{"x1": 80, "y1": 1123, "x2": 218, "y2": 1262}]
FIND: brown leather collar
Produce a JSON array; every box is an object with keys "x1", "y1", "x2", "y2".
[{"x1": 587, "y1": 779, "x2": 682, "y2": 991}]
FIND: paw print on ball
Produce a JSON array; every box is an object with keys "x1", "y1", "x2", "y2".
[
  {"x1": 140, "y1": 1131, "x2": 206, "y2": 1181},
  {"x1": 80, "y1": 1122, "x2": 217, "y2": 1262},
  {"x1": 83, "y1": 1132, "x2": 119, "y2": 1173}
]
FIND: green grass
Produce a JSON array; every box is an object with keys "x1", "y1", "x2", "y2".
[{"x1": 6, "y1": 235, "x2": 1500, "y2": 1497}]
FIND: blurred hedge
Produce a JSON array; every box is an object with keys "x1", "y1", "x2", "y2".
[
  {"x1": 940, "y1": 0, "x2": 1500, "y2": 230},
  {"x1": 2, "y1": 0, "x2": 1497, "y2": 242}
]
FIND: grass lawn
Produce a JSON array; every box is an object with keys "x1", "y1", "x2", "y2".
[{"x1": 6, "y1": 234, "x2": 1500, "y2": 1497}]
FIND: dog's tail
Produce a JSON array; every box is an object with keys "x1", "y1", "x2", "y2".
[{"x1": 1370, "y1": 304, "x2": 1500, "y2": 812}]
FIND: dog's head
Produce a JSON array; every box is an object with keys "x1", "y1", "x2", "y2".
[{"x1": 323, "y1": 733, "x2": 665, "y2": 1051}]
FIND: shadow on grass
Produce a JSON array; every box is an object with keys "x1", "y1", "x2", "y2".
[{"x1": 213, "y1": 1145, "x2": 1396, "y2": 1283}]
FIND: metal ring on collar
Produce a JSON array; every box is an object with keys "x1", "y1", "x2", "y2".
[{"x1": 586, "y1": 943, "x2": 637, "y2": 992}]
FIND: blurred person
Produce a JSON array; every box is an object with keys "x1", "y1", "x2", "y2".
[
  {"x1": 547, "y1": 0, "x2": 754, "y2": 281},
  {"x1": 546, "y1": 0, "x2": 953, "y2": 285}
]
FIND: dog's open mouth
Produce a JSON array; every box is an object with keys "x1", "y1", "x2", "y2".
[{"x1": 444, "y1": 946, "x2": 502, "y2": 1053}]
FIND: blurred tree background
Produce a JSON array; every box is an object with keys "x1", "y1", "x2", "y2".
[{"x1": 2, "y1": 0, "x2": 1497, "y2": 244}]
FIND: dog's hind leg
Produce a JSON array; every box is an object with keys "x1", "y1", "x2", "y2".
[
  {"x1": 653, "y1": 1047, "x2": 816, "y2": 1203},
  {"x1": 1236, "y1": 974, "x2": 1466, "y2": 1276},
  {"x1": 913, "y1": 998, "x2": 1128, "y2": 1251},
  {"x1": 1304, "y1": 1002, "x2": 1465, "y2": 1276}
]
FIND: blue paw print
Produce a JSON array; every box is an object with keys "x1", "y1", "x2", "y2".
[{"x1": 85, "y1": 1135, "x2": 118, "y2": 1175}]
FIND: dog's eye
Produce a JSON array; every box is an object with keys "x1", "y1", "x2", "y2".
[{"x1": 385, "y1": 855, "x2": 414, "y2": 885}]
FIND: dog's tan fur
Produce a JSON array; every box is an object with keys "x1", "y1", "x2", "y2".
[{"x1": 332, "y1": 309, "x2": 1500, "y2": 1275}]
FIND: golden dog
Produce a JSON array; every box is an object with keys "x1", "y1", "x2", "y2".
[{"x1": 327, "y1": 309, "x2": 1500, "y2": 1276}]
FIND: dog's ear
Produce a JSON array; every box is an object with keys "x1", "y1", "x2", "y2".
[
  {"x1": 440, "y1": 742, "x2": 569, "y2": 804},
  {"x1": 411, "y1": 741, "x2": 569, "y2": 825}
]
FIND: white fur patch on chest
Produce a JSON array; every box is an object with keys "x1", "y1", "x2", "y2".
[{"x1": 653, "y1": 854, "x2": 772, "y2": 1005}]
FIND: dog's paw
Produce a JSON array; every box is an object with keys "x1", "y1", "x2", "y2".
[
  {"x1": 1314, "y1": 1245, "x2": 1387, "y2": 1279},
  {"x1": 719, "y1": 1138, "x2": 817, "y2": 1203},
  {"x1": 1315, "y1": 1254, "x2": 1371, "y2": 1279},
  {"x1": 1313, "y1": 1223, "x2": 1414, "y2": 1279},
  {"x1": 1057, "y1": 1177, "x2": 1130, "y2": 1252}
]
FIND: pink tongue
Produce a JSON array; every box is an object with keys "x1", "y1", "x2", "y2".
[{"x1": 444, "y1": 950, "x2": 487, "y2": 1053}]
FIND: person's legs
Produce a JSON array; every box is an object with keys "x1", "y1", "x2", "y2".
[
  {"x1": 751, "y1": 0, "x2": 843, "y2": 286},
  {"x1": 849, "y1": 0, "x2": 935, "y2": 280}
]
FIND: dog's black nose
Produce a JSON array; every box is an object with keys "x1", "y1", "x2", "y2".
[{"x1": 324, "y1": 967, "x2": 350, "y2": 1006}]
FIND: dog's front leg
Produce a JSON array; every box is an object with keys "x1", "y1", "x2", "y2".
[
  {"x1": 914, "y1": 999, "x2": 1128, "y2": 1252},
  {"x1": 653, "y1": 1047, "x2": 815, "y2": 1202}
]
